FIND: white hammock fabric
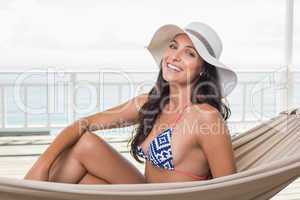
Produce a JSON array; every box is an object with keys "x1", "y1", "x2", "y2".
[{"x1": 0, "y1": 108, "x2": 299, "y2": 200}]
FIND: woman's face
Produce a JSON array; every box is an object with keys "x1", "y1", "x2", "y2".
[{"x1": 162, "y1": 33, "x2": 204, "y2": 85}]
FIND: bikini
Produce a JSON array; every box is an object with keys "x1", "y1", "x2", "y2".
[{"x1": 136, "y1": 104, "x2": 209, "y2": 181}]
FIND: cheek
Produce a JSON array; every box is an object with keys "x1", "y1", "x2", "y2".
[
  {"x1": 185, "y1": 61, "x2": 202, "y2": 78},
  {"x1": 163, "y1": 48, "x2": 172, "y2": 58}
]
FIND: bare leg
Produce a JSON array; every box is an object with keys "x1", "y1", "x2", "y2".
[
  {"x1": 48, "y1": 131, "x2": 145, "y2": 184},
  {"x1": 47, "y1": 147, "x2": 87, "y2": 183},
  {"x1": 78, "y1": 173, "x2": 109, "y2": 184}
]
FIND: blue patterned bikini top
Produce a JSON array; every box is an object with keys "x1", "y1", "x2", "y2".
[
  {"x1": 136, "y1": 104, "x2": 190, "y2": 170},
  {"x1": 137, "y1": 127, "x2": 175, "y2": 170}
]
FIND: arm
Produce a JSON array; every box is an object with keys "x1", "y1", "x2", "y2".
[
  {"x1": 84, "y1": 92, "x2": 148, "y2": 131},
  {"x1": 189, "y1": 104, "x2": 237, "y2": 178},
  {"x1": 24, "y1": 93, "x2": 148, "y2": 180}
]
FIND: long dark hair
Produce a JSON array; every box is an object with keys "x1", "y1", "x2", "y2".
[{"x1": 128, "y1": 61, "x2": 231, "y2": 163}]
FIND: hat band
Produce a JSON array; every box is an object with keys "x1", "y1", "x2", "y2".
[{"x1": 185, "y1": 29, "x2": 216, "y2": 58}]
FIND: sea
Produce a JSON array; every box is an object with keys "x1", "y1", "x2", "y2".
[{"x1": 0, "y1": 70, "x2": 299, "y2": 137}]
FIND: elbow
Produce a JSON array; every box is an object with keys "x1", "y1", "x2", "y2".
[
  {"x1": 211, "y1": 165, "x2": 237, "y2": 179},
  {"x1": 231, "y1": 161, "x2": 238, "y2": 174},
  {"x1": 224, "y1": 164, "x2": 237, "y2": 177}
]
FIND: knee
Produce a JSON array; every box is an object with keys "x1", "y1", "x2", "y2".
[{"x1": 73, "y1": 131, "x2": 104, "y2": 157}]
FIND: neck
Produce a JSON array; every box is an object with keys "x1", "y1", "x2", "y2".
[{"x1": 167, "y1": 82, "x2": 193, "y2": 112}]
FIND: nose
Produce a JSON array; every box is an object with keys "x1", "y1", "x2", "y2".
[{"x1": 170, "y1": 50, "x2": 181, "y2": 62}]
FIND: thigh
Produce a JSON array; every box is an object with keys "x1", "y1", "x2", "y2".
[
  {"x1": 71, "y1": 131, "x2": 146, "y2": 184},
  {"x1": 78, "y1": 173, "x2": 109, "y2": 184},
  {"x1": 48, "y1": 147, "x2": 86, "y2": 183}
]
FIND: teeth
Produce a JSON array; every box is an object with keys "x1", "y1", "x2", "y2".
[{"x1": 167, "y1": 64, "x2": 182, "y2": 72}]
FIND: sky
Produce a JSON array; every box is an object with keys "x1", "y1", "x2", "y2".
[{"x1": 0, "y1": 0, "x2": 299, "y2": 71}]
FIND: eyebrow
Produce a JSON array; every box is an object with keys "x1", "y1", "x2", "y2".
[{"x1": 170, "y1": 39, "x2": 197, "y2": 52}]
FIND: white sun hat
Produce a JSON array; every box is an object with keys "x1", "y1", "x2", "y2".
[{"x1": 147, "y1": 21, "x2": 238, "y2": 98}]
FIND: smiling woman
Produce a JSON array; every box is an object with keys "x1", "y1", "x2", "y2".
[
  {"x1": 131, "y1": 21, "x2": 238, "y2": 182},
  {"x1": 24, "y1": 21, "x2": 238, "y2": 184}
]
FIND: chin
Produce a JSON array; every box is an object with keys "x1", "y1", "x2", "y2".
[
  {"x1": 163, "y1": 67, "x2": 188, "y2": 85},
  {"x1": 163, "y1": 75, "x2": 184, "y2": 85},
  {"x1": 162, "y1": 72, "x2": 175, "y2": 82}
]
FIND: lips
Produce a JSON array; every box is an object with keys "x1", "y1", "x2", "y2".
[{"x1": 166, "y1": 63, "x2": 183, "y2": 72}]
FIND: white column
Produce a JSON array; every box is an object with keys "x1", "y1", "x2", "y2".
[
  {"x1": 286, "y1": 0, "x2": 295, "y2": 110},
  {"x1": 279, "y1": 0, "x2": 294, "y2": 112}
]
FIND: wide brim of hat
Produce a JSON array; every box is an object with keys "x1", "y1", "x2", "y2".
[{"x1": 146, "y1": 24, "x2": 238, "y2": 98}]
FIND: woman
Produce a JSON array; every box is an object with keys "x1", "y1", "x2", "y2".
[{"x1": 24, "y1": 22, "x2": 238, "y2": 184}]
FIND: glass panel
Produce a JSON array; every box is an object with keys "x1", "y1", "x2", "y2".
[
  {"x1": 101, "y1": 85, "x2": 119, "y2": 111},
  {"x1": 50, "y1": 85, "x2": 69, "y2": 126},
  {"x1": 293, "y1": 72, "x2": 300, "y2": 107},
  {"x1": 75, "y1": 83, "x2": 99, "y2": 119},
  {"x1": 27, "y1": 86, "x2": 47, "y2": 127},
  {"x1": 5, "y1": 86, "x2": 25, "y2": 127},
  {"x1": 227, "y1": 84, "x2": 243, "y2": 121}
]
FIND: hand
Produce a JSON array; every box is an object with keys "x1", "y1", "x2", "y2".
[{"x1": 24, "y1": 160, "x2": 50, "y2": 181}]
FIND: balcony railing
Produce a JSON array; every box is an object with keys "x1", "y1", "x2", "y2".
[{"x1": 0, "y1": 68, "x2": 299, "y2": 136}]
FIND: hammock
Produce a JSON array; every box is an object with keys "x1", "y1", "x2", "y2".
[{"x1": 0, "y1": 108, "x2": 300, "y2": 200}]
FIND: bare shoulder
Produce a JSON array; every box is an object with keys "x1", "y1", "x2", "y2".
[
  {"x1": 184, "y1": 103, "x2": 221, "y2": 123},
  {"x1": 183, "y1": 103, "x2": 229, "y2": 142},
  {"x1": 189, "y1": 103, "x2": 219, "y2": 113}
]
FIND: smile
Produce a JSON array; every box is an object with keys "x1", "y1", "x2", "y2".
[{"x1": 167, "y1": 63, "x2": 183, "y2": 72}]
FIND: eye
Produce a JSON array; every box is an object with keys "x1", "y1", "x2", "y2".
[
  {"x1": 186, "y1": 50, "x2": 196, "y2": 57},
  {"x1": 189, "y1": 52, "x2": 195, "y2": 57},
  {"x1": 169, "y1": 43, "x2": 177, "y2": 49}
]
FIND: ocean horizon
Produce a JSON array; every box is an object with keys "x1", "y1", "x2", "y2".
[{"x1": 0, "y1": 70, "x2": 299, "y2": 137}]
